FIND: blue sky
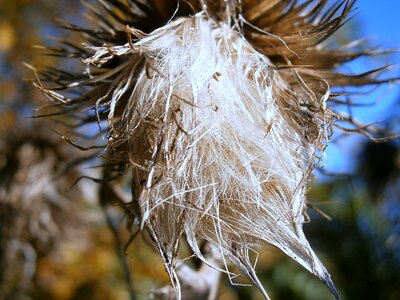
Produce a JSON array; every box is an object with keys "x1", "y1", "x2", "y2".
[
  {"x1": 322, "y1": 0, "x2": 400, "y2": 175},
  {"x1": 358, "y1": 1, "x2": 400, "y2": 48}
]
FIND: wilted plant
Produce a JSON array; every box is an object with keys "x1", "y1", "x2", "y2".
[
  {"x1": 31, "y1": 0, "x2": 398, "y2": 299},
  {"x1": 0, "y1": 120, "x2": 87, "y2": 299}
]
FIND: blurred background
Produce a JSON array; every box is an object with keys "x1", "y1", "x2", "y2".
[{"x1": 0, "y1": 1, "x2": 399, "y2": 299}]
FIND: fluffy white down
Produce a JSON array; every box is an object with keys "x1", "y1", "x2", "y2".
[{"x1": 87, "y1": 14, "x2": 333, "y2": 299}]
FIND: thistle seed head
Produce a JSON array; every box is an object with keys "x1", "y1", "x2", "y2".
[{"x1": 33, "y1": 1, "x2": 397, "y2": 299}]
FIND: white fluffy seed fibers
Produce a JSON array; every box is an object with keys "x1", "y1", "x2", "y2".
[{"x1": 86, "y1": 14, "x2": 336, "y2": 299}]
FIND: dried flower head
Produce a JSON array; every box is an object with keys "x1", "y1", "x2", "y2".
[
  {"x1": 0, "y1": 121, "x2": 85, "y2": 298},
  {"x1": 32, "y1": 0, "x2": 398, "y2": 299}
]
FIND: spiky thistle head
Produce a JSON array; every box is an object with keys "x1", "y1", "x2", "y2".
[{"x1": 32, "y1": 0, "x2": 397, "y2": 299}]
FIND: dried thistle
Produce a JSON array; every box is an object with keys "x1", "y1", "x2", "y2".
[
  {"x1": 0, "y1": 120, "x2": 87, "y2": 298},
  {"x1": 32, "y1": 0, "x2": 398, "y2": 299}
]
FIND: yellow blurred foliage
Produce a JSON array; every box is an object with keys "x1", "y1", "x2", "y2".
[{"x1": 0, "y1": 21, "x2": 15, "y2": 52}]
